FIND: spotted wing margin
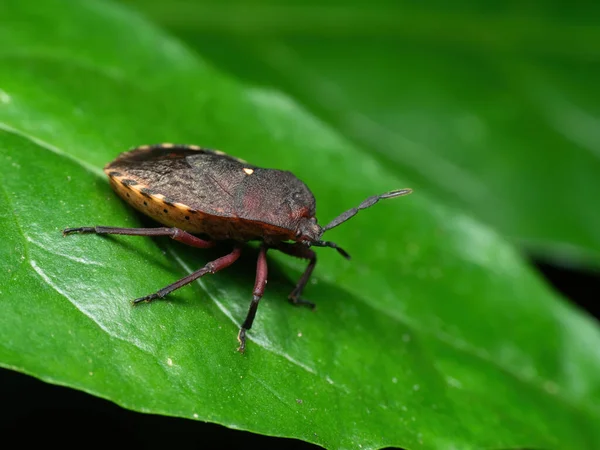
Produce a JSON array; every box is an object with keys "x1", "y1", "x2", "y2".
[
  {"x1": 104, "y1": 168, "x2": 294, "y2": 241},
  {"x1": 104, "y1": 144, "x2": 254, "y2": 218},
  {"x1": 109, "y1": 143, "x2": 246, "y2": 165},
  {"x1": 104, "y1": 145, "x2": 299, "y2": 241}
]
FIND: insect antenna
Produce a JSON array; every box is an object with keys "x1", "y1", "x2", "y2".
[
  {"x1": 321, "y1": 188, "x2": 412, "y2": 233},
  {"x1": 313, "y1": 188, "x2": 412, "y2": 260}
]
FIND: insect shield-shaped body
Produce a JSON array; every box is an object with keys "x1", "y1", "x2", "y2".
[{"x1": 64, "y1": 144, "x2": 412, "y2": 352}]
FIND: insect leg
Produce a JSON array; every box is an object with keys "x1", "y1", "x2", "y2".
[
  {"x1": 237, "y1": 244, "x2": 268, "y2": 353},
  {"x1": 132, "y1": 246, "x2": 242, "y2": 304},
  {"x1": 276, "y1": 242, "x2": 317, "y2": 310},
  {"x1": 63, "y1": 226, "x2": 215, "y2": 249}
]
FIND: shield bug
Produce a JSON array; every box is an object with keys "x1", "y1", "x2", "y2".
[{"x1": 64, "y1": 144, "x2": 412, "y2": 352}]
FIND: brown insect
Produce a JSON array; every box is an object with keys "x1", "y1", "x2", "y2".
[{"x1": 64, "y1": 144, "x2": 412, "y2": 352}]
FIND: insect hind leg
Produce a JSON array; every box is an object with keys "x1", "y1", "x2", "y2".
[{"x1": 63, "y1": 226, "x2": 215, "y2": 249}]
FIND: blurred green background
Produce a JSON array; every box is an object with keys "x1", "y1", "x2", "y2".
[{"x1": 123, "y1": 0, "x2": 600, "y2": 270}]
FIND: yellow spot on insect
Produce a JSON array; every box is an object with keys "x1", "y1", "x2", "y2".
[
  {"x1": 161, "y1": 143, "x2": 175, "y2": 148},
  {"x1": 243, "y1": 168, "x2": 254, "y2": 175},
  {"x1": 137, "y1": 145, "x2": 151, "y2": 150},
  {"x1": 153, "y1": 193, "x2": 165, "y2": 200},
  {"x1": 188, "y1": 145, "x2": 202, "y2": 150},
  {"x1": 214, "y1": 150, "x2": 226, "y2": 156},
  {"x1": 174, "y1": 202, "x2": 190, "y2": 209}
]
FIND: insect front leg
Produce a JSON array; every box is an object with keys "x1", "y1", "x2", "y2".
[
  {"x1": 276, "y1": 242, "x2": 317, "y2": 310},
  {"x1": 63, "y1": 226, "x2": 215, "y2": 249},
  {"x1": 237, "y1": 244, "x2": 268, "y2": 353}
]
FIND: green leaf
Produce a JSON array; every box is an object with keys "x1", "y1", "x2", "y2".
[
  {"x1": 1, "y1": 1, "x2": 599, "y2": 449},
  {"x1": 123, "y1": 0, "x2": 600, "y2": 268}
]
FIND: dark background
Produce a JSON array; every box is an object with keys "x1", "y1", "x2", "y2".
[{"x1": 1, "y1": 259, "x2": 598, "y2": 449}]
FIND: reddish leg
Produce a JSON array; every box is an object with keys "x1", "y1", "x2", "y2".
[
  {"x1": 63, "y1": 226, "x2": 215, "y2": 249},
  {"x1": 133, "y1": 246, "x2": 242, "y2": 304},
  {"x1": 277, "y1": 242, "x2": 317, "y2": 309},
  {"x1": 237, "y1": 244, "x2": 269, "y2": 353}
]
